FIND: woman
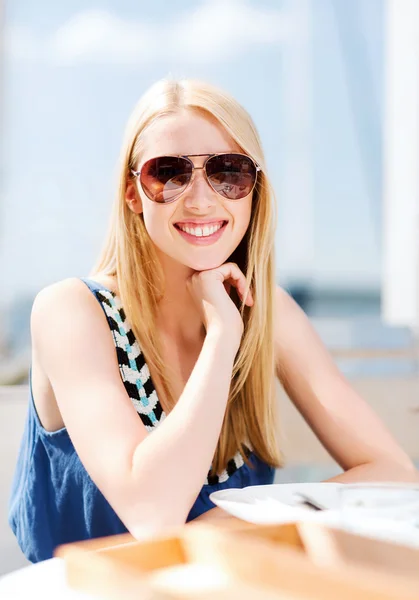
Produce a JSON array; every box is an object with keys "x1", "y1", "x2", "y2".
[{"x1": 9, "y1": 78, "x2": 417, "y2": 562}]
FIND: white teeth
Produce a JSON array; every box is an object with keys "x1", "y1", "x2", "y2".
[{"x1": 178, "y1": 222, "x2": 224, "y2": 237}]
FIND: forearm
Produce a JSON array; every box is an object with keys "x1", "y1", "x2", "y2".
[
  {"x1": 128, "y1": 330, "x2": 238, "y2": 533},
  {"x1": 326, "y1": 460, "x2": 419, "y2": 484}
]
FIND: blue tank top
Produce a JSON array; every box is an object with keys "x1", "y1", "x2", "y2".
[{"x1": 8, "y1": 278, "x2": 275, "y2": 562}]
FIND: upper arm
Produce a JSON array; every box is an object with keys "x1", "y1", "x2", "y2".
[
  {"x1": 274, "y1": 286, "x2": 414, "y2": 471},
  {"x1": 31, "y1": 279, "x2": 149, "y2": 523}
]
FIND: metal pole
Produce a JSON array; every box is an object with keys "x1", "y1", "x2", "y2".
[
  {"x1": 382, "y1": 0, "x2": 419, "y2": 329},
  {"x1": 0, "y1": 0, "x2": 4, "y2": 191},
  {"x1": 0, "y1": 0, "x2": 5, "y2": 359}
]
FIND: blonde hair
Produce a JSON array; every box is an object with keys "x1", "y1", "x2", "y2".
[{"x1": 92, "y1": 78, "x2": 282, "y2": 473}]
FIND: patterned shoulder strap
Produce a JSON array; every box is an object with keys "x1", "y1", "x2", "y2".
[{"x1": 80, "y1": 278, "x2": 164, "y2": 430}]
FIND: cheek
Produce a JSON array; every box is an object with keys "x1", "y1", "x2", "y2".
[
  {"x1": 141, "y1": 204, "x2": 174, "y2": 243},
  {"x1": 142, "y1": 210, "x2": 158, "y2": 236},
  {"x1": 236, "y1": 197, "x2": 253, "y2": 233}
]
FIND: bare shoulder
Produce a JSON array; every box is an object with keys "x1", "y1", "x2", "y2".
[
  {"x1": 32, "y1": 277, "x2": 106, "y2": 318},
  {"x1": 31, "y1": 278, "x2": 109, "y2": 355},
  {"x1": 274, "y1": 285, "x2": 304, "y2": 319},
  {"x1": 275, "y1": 285, "x2": 299, "y2": 310},
  {"x1": 273, "y1": 284, "x2": 319, "y2": 369},
  {"x1": 32, "y1": 278, "x2": 92, "y2": 312}
]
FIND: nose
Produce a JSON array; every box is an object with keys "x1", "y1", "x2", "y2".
[{"x1": 182, "y1": 167, "x2": 217, "y2": 210}]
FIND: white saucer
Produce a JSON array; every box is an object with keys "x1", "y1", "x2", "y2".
[{"x1": 210, "y1": 482, "x2": 343, "y2": 524}]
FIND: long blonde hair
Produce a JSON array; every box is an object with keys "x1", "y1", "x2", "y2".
[{"x1": 92, "y1": 78, "x2": 282, "y2": 473}]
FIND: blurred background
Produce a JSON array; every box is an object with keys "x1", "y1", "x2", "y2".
[{"x1": 1, "y1": 0, "x2": 419, "y2": 575}]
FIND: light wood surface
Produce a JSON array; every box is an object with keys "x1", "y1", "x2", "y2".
[{"x1": 55, "y1": 517, "x2": 419, "y2": 600}]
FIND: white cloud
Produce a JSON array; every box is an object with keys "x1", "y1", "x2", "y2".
[
  {"x1": 46, "y1": 10, "x2": 157, "y2": 66},
  {"x1": 5, "y1": 1, "x2": 289, "y2": 66},
  {"x1": 171, "y1": 0, "x2": 288, "y2": 63}
]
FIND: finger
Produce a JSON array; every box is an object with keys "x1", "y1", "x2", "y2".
[
  {"x1": 215, "y1": 264, "x2": 253, "y2": 306},
  {"x1": 231, "y1": 277, "x2": 253, "y2": 306},
  {"x1": 226, "y1": 269, "x2": 253, "y2": 306},
  {"x1": 240, "y1": 285, "x2": 254, "y2": 307}
]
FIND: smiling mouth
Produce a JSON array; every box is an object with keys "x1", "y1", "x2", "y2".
[{"x1": 174, "y1": 221, "x2": 228, "y2": 238}]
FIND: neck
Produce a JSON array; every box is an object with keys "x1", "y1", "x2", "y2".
[{"x1": 155, "y1": 255, "x2": 206, "y2": 346}]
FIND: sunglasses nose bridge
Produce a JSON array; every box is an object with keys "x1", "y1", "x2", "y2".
[
  {"x1": 187, "y1": 164, "x2": 211, "y2": 188},
  {"x1": 182, "y1": 165, "x2": 218, "y2": 208}
]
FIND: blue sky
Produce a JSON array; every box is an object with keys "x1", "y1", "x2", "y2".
[{"x1": 0, "y1": 0, "x2": 384, "y2": 305}]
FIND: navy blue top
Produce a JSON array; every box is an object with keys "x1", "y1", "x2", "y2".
[{"x1": 8, "y1": 278, "x2": 275, "y2": 562}]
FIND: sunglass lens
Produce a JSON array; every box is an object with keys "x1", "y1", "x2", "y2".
[
  {"x1": 140, "y1": 157, "x2": 192, "y2": 203},
  {"x1": 206, "y1": 154, "x2": 257, "y2": 200}
]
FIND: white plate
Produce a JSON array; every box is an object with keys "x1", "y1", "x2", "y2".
[
  {"x1": 210, "y1": 483, "x2": 344, "y2": 524},
  {"x1": 210, "y1": 483, "x2": 419, "y2": 548}
]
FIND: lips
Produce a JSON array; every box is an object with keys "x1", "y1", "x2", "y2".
[
  {"x1": 174, "y1": 220, "x2": 228, "y2": 245},
  {"x1": 174, "y1": 220, "x2": 228, "y2": 228}
]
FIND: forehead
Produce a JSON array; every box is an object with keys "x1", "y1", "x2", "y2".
[{"x1": 140, "y1": 110, "x2": 241, "y2": 163}]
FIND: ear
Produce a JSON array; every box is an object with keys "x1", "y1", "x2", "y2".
[{"x1": 125, "y1": 180, "x2": 143, "y2": 214}]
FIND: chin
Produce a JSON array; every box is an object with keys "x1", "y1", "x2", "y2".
[
  {"x1": 182, "y1": 252, "x2": 232, "y2": 272},
  {"x1": 185, "y1": 259, "x2": 224, "y2": 272}
]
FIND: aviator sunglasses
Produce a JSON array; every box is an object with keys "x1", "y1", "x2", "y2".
[{"x1": 131, "y1": 152, "x2": 261, "y2": 204}]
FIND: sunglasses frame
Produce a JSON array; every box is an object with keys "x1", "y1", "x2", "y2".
[{"x1": 130, "y1": 152, "x2": 261, "y2": 204}]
